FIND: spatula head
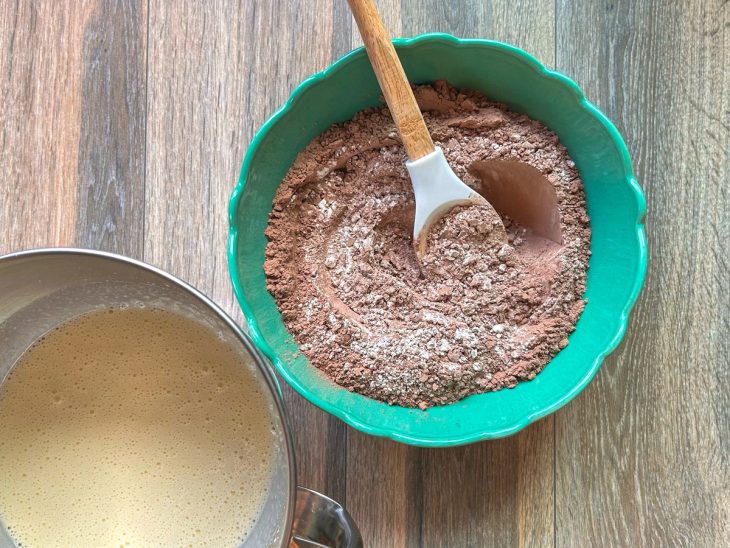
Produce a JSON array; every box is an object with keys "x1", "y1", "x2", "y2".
[{"x1": 406, "y1": 148, "x2": 507, "y2": 257}]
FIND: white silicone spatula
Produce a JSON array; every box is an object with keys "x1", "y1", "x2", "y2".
[{"x1": 347, "y1": 0, "x2": 507, "y2": 255}]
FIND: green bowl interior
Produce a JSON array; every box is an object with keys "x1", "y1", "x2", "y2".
[{"x1": 229, "y1": 35, "x2": 646, "y2": 446}]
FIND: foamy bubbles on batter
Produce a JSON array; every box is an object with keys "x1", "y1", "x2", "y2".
[{"x1": 0, "y1": 307, "x2": 276, "y2": 547}]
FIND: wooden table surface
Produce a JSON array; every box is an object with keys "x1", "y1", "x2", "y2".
[{"x1": 1, "y1": 1, "x2": 728, "y2": 546}]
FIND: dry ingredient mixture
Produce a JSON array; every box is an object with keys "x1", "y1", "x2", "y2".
[{"x1": 264, "y1": 81, "x2": 591, "y2": 409}]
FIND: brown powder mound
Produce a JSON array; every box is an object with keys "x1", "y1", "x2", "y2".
[{"x1": 264, "y1": 81, "x2": 591, "y2": 409}]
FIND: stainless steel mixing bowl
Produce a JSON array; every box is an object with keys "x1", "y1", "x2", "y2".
[{"x1": 0, "y1": 248, "x2": 361, "y2": 548}]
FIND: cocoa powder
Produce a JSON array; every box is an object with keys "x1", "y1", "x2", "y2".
[{"x1": 264, "y1": 81, "x2": 591, "y2": 409}]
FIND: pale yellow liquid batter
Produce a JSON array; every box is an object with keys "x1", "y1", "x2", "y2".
[{"x1": 0, "y1": 307, "x2": 276, "y2": 547}]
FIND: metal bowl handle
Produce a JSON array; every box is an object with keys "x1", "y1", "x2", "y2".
[{"x1": 290, "y1": 487, "x2": 363, "y2": 548}]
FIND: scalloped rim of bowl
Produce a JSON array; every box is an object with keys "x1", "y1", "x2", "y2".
[{"x1": 228, "y1": 33, "x2": 647, "y2": 447}]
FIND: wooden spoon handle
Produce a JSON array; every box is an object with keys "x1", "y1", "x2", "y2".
[{"x1": 348, "y1": 0, "x2": 435, "y2": 160}]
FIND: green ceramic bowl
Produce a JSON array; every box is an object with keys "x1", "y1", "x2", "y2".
[{"x1": 228, "y1": 34, "x2": 647, "y2": 447}]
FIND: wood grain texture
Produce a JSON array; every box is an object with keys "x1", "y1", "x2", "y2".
[
  {"x1": 420, "y1": 424, "x2": 554, "y2": 548},
  {"x1": 555, "y1": 0, "x2": 730, "y2": 546},
  {"x1": 0, "y1": 1, "x2": 94, "y2": 254},
  {"x1": 75, "y1": 0, "x2": 146, "y2": 257},
  {"x1": 351, "y1": 0, "x2": 401, "y2": 47},
  {"x1": 346, "y1": 431, "x2": 420, "y2": 548},
  {"x1": 1, "y1": 1, "x2": 728, "y2": 547}
]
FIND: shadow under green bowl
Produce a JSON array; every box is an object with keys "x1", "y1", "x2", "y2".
[{"x1": 228, "y1": 33, "x2": 647, "y2": 447}]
